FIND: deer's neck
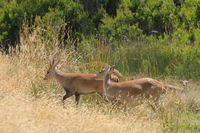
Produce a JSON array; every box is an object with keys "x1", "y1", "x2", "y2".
[
  {"x1": 54, "y1": 69, "x2": 67, "y2": 85},
  {"x1": 103, "y1": 73, "x2": 111, "y2": 95}
]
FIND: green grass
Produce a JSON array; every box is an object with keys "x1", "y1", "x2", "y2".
[{"x1": 77, "y1": 38, "x2": 200, "y2": 80}]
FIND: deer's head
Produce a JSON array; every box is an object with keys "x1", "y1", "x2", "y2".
[{"x1": 44, "y1": 59, "x2": 60, "y2": 80}]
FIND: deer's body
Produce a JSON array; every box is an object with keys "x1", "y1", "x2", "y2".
[
  {"x1": 96, "y1": 66, "x2": 183, "y2": 104},
  {"x1": 54, "y1": 69, "x2": 103, "y2": 94},
  {"x1": 105, "y1": 78, "x2": 166, "y2": 102},
  {"x1": 44, "y1": 60, "x2": 121, "y2": 105}
]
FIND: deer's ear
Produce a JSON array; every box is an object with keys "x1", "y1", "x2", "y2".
[
  {"x1": 110, "y1": 66, "x2": 115, "y2": 72},
  {"x1": 49, "y1": 58, "x2": 53, "y2": 68},
  {"x1": 111, "y1": 65, "x2": 115, "y2": 68},
  {"x1": 53, "y1": 59, "x2": 60, "y2": 68},
  {"x1": 113, "y1": 69, "x2": 123, "y2": 78},
  {"x1": 104, "y1": 65, "x2": 110, "y2": 70},
  {"x1": 110, "y1": 65, "x2": 115, "y2": 70},
  {"x1": 51, "y1": 58, "x2": 56, "y2": 66}
]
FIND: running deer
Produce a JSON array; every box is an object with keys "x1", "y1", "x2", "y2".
[
  {"x1": 95, "y1": 65, "x2": 184, "y2": 104},
  {"x1": 44, "y1": 59, "x2": 122, "y2": 105}
]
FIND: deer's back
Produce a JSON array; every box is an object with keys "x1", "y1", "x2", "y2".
[
  {"x1": 61, "y1": 73, "x2": 102, "y2": 94},
  {"x1": 107, "y1": 78, "x2": 165, "y2": 102}
]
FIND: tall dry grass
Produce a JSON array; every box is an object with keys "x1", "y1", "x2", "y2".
[{"x1": 0, "y1": 25, "x2": 200, "y2": 133}]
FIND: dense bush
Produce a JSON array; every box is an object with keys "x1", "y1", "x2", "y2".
[
  {"x1": 173, "y1": 0, "x2": 200, "y2": 44},
  {"x1": 0, "y1": 0, "x2": 95, "y2": 48},
  {"x1": 0, "y1": 0, "x2": 200, "y2": 78},
  {"x1": 0, "y1": 1, "x2": 24, "y2": 49},
  {"x1": 100, "y1": 0, "x2": 143, "y2": 41},
  {"x1": 1, "y1": 0, "x2": 200, "y2": 46}
]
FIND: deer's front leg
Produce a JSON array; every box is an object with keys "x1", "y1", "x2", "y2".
[{"x1": 62, "y1": 88, "x2": 75, "y2": 107}]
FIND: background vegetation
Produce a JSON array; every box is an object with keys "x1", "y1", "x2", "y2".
[
  {"x1": 0, "y1": 0, "x2": 200, "y2": 79},
  {"x1": 0, "y1": 0, "x2": 200, "y2": 132},
  {"x1": 0, "y1": 24, "x2": 200, "y2": 133}
]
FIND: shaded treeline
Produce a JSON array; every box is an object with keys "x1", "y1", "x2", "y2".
[
  {"x1": 0, "y1": 0, "x2": 200, "y2": 48},
  {"x1": 0, "y1": 0, "x2": 199, "y2": 79}
]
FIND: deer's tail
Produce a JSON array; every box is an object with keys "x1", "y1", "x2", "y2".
[{"x1": 165, "y1": 84, "x2": 185, "y2": 92}]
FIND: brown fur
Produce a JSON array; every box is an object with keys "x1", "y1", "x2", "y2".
[
  {"x1": 95, "y1": 66, "x2": 184, "y2": 104},
  {"x1": 44, "y1": 59, "x2": 121, "y2": 105}
]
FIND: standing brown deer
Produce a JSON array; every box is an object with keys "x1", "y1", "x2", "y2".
[
  {"x1": 44, "y1": 59, "x2": 122, "y2": 105},
  {"x1": 95, "y1": 65, "x2": 184, "y2": 105}
]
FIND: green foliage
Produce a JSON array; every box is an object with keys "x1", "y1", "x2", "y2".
[
  {"x1": 22, "y1": 0, "x2": 93, "y2": 43},
  {"x1": 0, "y1": 0, "x2": 94, "y2": 48},
  {"x1": 1, "y1": 0, "x2": 200, "y2": 45},
  {"x1": 131, "y1": 0, "x2": 176, "y2": 34},
  {"x1": 173, "y1": 0, "x2": 200, "y2": 44},
  {"x1": 100, "y1": 0, "x2": 143, "y2": 41},
  {"x1": 0, "y1": 0, "x2": 24, "y2": 48},
  {"x1": 0, "y1": 0, "x2": 200, "y2": 79},
  {"x1": 79, "y1": 37, "x2": 200, "y2": 79}
]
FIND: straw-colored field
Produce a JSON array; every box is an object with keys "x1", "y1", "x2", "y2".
[{"x1": 0, "y1": 29, "x2": 200, "y2": 133}]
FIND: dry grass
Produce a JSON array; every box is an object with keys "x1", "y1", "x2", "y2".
[{"x1": 0, "y1": 26, "x2": 200, "y2": 133}]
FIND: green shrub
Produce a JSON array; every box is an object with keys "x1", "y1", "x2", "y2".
[
  {"x1": 100, "y1": 0, "x2": 143, "y2": 41},
  {"x1": 0, "y1": 1, "x2": 24, "y2": 48}
]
